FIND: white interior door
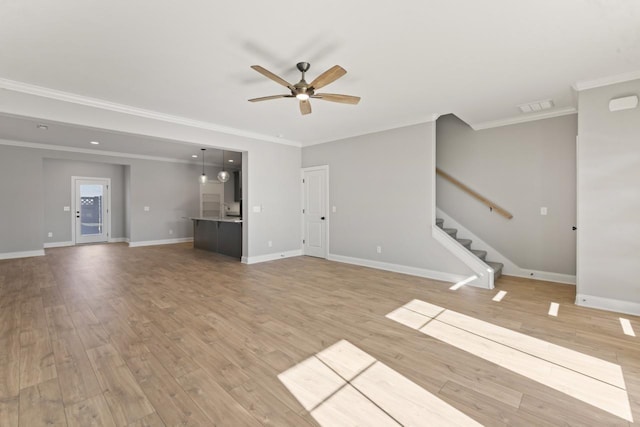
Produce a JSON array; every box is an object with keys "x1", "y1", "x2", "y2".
[
  {"x1": 303, "y1": 166, "x2": 328, "y2": 258},
  {"x1": 74, "y1": 178, "x2": 110, "y2": 244}
]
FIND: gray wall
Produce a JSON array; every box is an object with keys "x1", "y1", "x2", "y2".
[
  {"x1": 128, "y1": 159, "x2": 202, "y2": 242},
  {"x1": 0, "y1": 144, "x2": 206, "y2": 252},
  {"x1": 302, "y1": 122, "x2": 471, "y2": 276},
  {"x1": 0, "y1": 145, "x2": 44, "y2": 253},
  {"x1": 577, "y1": 78, "x2": 640, "y2": 308},
  {"x1": 43, "y1": 159, "x2": 126, "y2": 242},
  {"x1": 0, "y1": 91, "x2": 302, "y2": 259},
  {"x1": 436, "y1": 114, "x2": 577, "y2": 275}
]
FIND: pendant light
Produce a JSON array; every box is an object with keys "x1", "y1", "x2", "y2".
[
  {"x1": 217, "y1": 150, "x2": 230, "y2": 183},
  {"x1": 199, "y1": 148, "x2": 207, "y2": 183}
]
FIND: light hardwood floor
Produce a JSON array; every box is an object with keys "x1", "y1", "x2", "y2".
[{"x1": 0, "y1": 242, "x2": 638, "y2": 426}]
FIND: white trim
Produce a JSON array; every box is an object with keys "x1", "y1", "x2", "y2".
[
  {"x1": 128, "y1": 237, "x2": 193, "y2": 247},
  {"x1": 241, "y1": 249, "x2": 302, "y2": 264},
  {"x1": 301, "y1": 165, "x2": 330, "y2": 259},
  {"x1": 436, "y1": 208, "x2": 576, "y2": 285},
  {"x1": 44, "y1": 239, "x2": 127, "y2": 248},
  {"x1": 43, "y1": 241, "x2": 73, "y2": 248},
  {"x1": 470, "y1": 107, "x2": 577, "y2": 131},
  {"x1": 72, "y1": 176, "x2": 111, "y2": 245},
  {"x1": 302, "y1": 114, "x2": 440, "y2": 147},
  {"x1": 327, "y1": 253, "x2": 466, "y2": 284},
  {"x1": 432, "y1": 225, "x2": 494, "y2": 289},
  {"x1": 0, "y1": 138, "x2": 223, "y2": 166},
  {"x1": 0, "y1": 77, "x2": 300, "y2": 147},
  {"x1": 108, "y1": 237, "x2": 129, "y2": 243},
  {"x1": 576, "y1": 294, "x2": 640, "y2": 317},
  {"x1": 573, "y1": 69, "x2": 640, "y2": 92},
  {"x1": 430, "y1": 121, "x2": 437, "y2": 224},
  {"x1": 0, "y1": 250, "x2": 45, "y2": 260},
  {"x1": 506, "y1": 269, "x2": 576, "y2": 285}
]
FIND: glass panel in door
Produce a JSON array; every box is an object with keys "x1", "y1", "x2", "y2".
[{"x1": 75, "y1": 179, "x2": 109, "y2": 244}]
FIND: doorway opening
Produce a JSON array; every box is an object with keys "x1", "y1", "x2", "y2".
[{"x1": 72, "y1": 177, "x2": 111, "y2": 244}]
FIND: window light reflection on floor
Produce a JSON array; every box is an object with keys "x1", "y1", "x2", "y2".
[
  {"x1": 278, "y1": 339, "x2": 481, "y2": 426},
  {"x1": 386, "y1": 299, "x2": 633, "y2": 422}
]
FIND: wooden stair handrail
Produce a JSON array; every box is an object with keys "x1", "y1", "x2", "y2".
[{"x1": 436, "y1": 168, "x2": 513, "y2": 219}]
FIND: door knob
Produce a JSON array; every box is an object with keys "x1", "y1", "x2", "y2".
[{"x1": 321, "y1": 216, "x2": 325, "y2": 220}]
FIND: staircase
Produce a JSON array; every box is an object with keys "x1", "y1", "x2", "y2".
[{"x1": 436, "y1": 217, "x2": 503, "y2": 279}]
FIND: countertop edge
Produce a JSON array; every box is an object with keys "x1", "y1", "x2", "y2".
[{"x1": 189, "y1": 217, "x2": 243, "y2": 223}]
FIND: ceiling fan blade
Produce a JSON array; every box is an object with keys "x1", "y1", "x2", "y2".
[
  {"x1": 309, "y1": 65, "x2": 346, "y2": 90},
  {"x1": 312, "y1": 93, "x2": 361, "y2": 105},
  {"x1": 251, "y1": 65, "x2": 294, "y2": 89},
  {"x1": 248, "y1": 94, "x2": 292, "y2": 102},
  {"x1": 299, "y1": 99, "x2": 312, "y2": 115}
]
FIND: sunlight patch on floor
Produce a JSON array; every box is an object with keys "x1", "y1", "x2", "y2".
[
  {"x1": 620, "y1": 318, "x2": 636, "y2": 337},
  {"x1": 492, "y1": 290, "x2": 507, "y2": 302},
  {"x1": 278, "y1": 339, "x2": 481, "y2": 426},
  {"x1": 387, "y1": 299, "x2": 633, "y2": 422}
]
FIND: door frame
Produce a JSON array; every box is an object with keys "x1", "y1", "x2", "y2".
[
  {"x1": 300, "y1": 165, "x2": 330, "y2": 258},
  {"x1": 71, "y1": 176, "x2": 112, "y2": 245}
]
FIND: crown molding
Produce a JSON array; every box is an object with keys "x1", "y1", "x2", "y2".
[
  {"x1": 302, "y1": 113, "x2": 440, "y2": 147},
  {"x1": 469, "y1": 107, "x2": 577, "y2": 131},
  {"x1": 573, "y1": 70, "x2": 640, "y2": 92},
  {"x1": 0, "y1": 137, "x2": 226, "y2": 166},
  {"x1": 0, "y1": 77, "x2": 301, "y2": 147}
]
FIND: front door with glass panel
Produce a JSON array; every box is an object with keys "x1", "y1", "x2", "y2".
[{"x1": 74, "y1": 178, "x2": 110, "y2": 244}]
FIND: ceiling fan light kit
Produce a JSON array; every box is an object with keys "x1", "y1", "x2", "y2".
[{"x1": 249, "y1": 62, "x2": 360, "y2": 115}]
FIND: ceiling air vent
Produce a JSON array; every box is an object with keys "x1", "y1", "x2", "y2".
[{"x1": 518, "y1": 99, "x2": 554, "y2": 113}]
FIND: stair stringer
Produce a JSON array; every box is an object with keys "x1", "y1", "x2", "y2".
[
  {"x1": 438, "y1": 208, "x2": 576, "y2": 284},
  {"x1": 437, "y1": 207, "x2": 521, "y2": 278},
  {"x1": 432, "y1": 225, "x2": 494, "y2": 289}
]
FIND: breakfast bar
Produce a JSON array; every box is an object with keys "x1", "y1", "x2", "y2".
[{"x1": 190, "y1": 217, "x2": 242, "y2": 259}]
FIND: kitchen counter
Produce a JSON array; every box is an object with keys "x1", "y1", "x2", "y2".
[
  {"x1": 190, "y1": 217, "x2": 242, "y2": 259},
  {"x1": 189, "y1": 216, "x2": 242, "y2": 223}
]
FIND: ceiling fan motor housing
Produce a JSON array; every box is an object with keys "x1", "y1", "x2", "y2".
[{"x1": 296, "y1": 62, "x2": 311, "y2": 73}]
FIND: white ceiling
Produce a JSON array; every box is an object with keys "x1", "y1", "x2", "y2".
[
  {"x1": 1, "y1": 1, "x2": 639, "y2": 148},
  {"x1": 0, "y1": 114, "x2": 242, "y2": 167}
]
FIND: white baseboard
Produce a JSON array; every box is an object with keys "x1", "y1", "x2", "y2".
[
  {"x1": 576, "y1": 293, "x2": 640, "y2": 316},
  {"x1": 128, "y1": 237, "x2": 193, "y2": 248},
  {"x1": 0, "y1": 249, "x2": 45, "y2": 260},
  {"x1": 43, "y1": 241, "x2": 73, "y2": 248},
  {"x1": 436, "y1": 208, "x2": 576, "y2": 285},
  {"x1": 109, "y1": 237, "x2": 129, "y2": 243},
  {"x1": 505, "y1": 270, "x2": 576, "y2": 285},
  {"x1": 327, "y1": 253, "x2": 466, "y2": 284},
  {"x1": 242, "y1": 250, "x2": 302, "y2": 264}
]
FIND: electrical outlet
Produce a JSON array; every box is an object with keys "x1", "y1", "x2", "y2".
[
  {"x1": 169, "y1": 229, "x2": 173, "y2": 235},
  {"x1": 268, "y1": 240, "x2": 273, "y2": 247},
  {"x1": 540, "y1": 207, "x2": 547, "y2": 215},
  {"x1": 47, "y1": 232, "x2": 53, "y2": 238},
  {"x1": 144, "y1": 206, "x2": 150, "y2": 212},
  {"x1": 376, "y1": 246, "x2": 382, "y2": 254}
]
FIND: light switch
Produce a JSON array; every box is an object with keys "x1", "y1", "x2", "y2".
[
  {"x1": 252, "y1": 205, "x2": 262, "y2": 213},
  {"x1": 540, "y1": 207, "x2": 547, "y2": 215},
  {"x1": 144, "y1": 206, "x2": 150, "y2": 212},
  {"x1": 332, "y1": 206, "x2": 337, "y2": 213},
  {"x1": 63, "y1": 206, "x2": 70, "y2": 212}
]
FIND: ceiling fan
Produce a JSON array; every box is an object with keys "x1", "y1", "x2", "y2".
[{"x1": 248, "y1": 62, "x2": 360, "y2": 115}]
